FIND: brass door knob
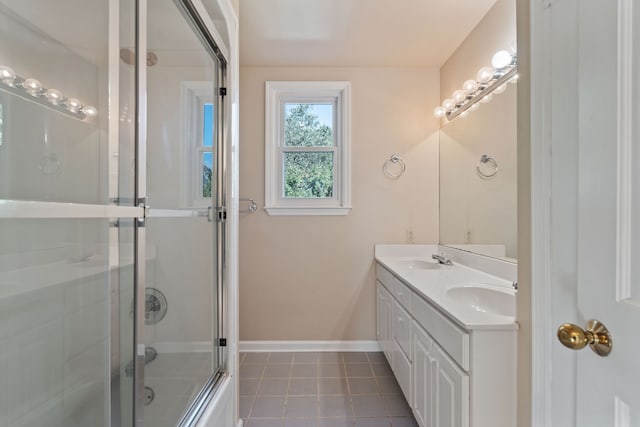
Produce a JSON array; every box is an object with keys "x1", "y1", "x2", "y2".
[{"x1": 557, "y1": 319, "x2": 612, "y2": 356}]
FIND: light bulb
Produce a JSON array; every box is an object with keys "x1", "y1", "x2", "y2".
[
  {"x1": 463, "y1": 79, "x2": 478, "y2": 94},
  {"x1": 442, "y1": 98, "x2": 455, "y2": 111},
  {"x1": 0, "y1": 65, "x2": 16, "y2": 84},
  {"x1": 480, "y1": 93, "x2": 493, "y2": 104},
  {"x1": 470, "y1": 103, "x2": 480, "y2": 111},
  {"x1": 82, "y1": 105, "x2": 98, "y2": 117},
  {"x1": 510, "y1": 73, "x2": 520, "y2": 84},
  {"x1": 433, "y1": 106, "x2": 446, "y2": 118},
  {"x1": 452, "y1": 90, "x2": 466, "y2": 103},
  {"x1": 493, "y1": 84, "x2": 507, "y2": 95},
  {"x1": 66, "y1": 98, "x2": 82, "y2": 112},
  {"x1": 477, "y1": 67, "x2": 495, "y2": 84},
  {"x1": 492, "y1": 50, "x2": 513, "y2": 69},
  {"x1": 45, "y1": 89, "x2": 63, "y2": 104},
  {"x1": 23, "y1": 78, "x2": 43, "y2": 95}
]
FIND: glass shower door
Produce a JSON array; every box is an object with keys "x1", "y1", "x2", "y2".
[
  {"x1": 0, "y1": 0, "x2": 137, "y2": 426},
  {"x1": 141, "y1": 0, "x2": 226, "y2": 425}
]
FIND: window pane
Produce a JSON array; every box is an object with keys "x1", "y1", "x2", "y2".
[
  {"x1": 284, "y1": 152, "x2": 334, "y2": 198},
  {"x1": 203, "y1": 103, "x2": 214, "y2": 147},
  {"x1": 202, "y1": 152, "x2": 213, "y2": 198},
  {"x1": 284, "y1": 103, "x2": 333, "y2": 147}
]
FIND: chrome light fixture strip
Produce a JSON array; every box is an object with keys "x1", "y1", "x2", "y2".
[
  {"x1": 446, "y1": 66, "x2": 518, "y2": 121},
  {"x1": 0, "y1": 72, "x2": 97, "y2": 120}
]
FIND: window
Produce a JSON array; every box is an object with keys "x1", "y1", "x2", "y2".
[
  {"x1": 182, "y1": 81, "x2": 215, "y2": 206},
  {"x1": 265, "y1": 81, "x2": 351, "y2": 215}
]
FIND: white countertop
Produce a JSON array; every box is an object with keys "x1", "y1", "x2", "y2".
[{"x1": 375, "y1": 245, "x2": 518, "y2": 330}]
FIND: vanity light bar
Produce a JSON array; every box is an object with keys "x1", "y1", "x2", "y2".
[
  {"x1": 434, "y1": 50, "x2": 518, "y2": 121},
  {"x1": 0, "y1": 65, "x2": 97, "y2": 121}
]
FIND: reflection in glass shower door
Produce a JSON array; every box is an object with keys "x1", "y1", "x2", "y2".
[
  {"x1": 0, "y1": 0, "x2": 137, "y2": 426},
  {"x1": 143, "y1": 0, "x2": 225, "y2": 425}
]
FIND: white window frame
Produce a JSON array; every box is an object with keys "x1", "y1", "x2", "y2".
[
  {"x1": 265, "y1": 81, "x2": 351, "y2": 215},
  {"x1": 181, "y1": 81, "x2": 214, "y2": 207}
]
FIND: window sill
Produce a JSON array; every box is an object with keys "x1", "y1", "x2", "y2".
[{"x1": 264, "y1": 206, "x2": 352, "y2": 216}]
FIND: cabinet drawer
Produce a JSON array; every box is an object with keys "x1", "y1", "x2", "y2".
[
  {"x1": 376, "y1": 263, "x2": 394, "y2": 291},
  {"x1": 392, "y1": 300, "x2": 412, "y2": 361},
  {"x1": 411, "y1": 293, "x2": 469, "y2": 371},
  {"x1": 392, "y1": 277, "x2": 412, "y2": 310},
  {"x1": 392, "y1": 340, "x2": 412, "y2": 404}
]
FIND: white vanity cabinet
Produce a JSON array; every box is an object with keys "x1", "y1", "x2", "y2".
[{"x1": 375, "y1": 262, "x2": 516, "y2": 427}]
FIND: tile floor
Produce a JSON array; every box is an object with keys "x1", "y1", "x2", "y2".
[{"x1": 239, "y1": 351, "x2": 418, "y2": 427}]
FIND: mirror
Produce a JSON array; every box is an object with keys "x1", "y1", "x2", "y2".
[{"x1": 439, "y1": 83, "x2": 517, "y2": 261}]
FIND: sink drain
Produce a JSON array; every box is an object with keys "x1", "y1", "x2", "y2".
[{"x1": 144, "y1": 386, "x2": 155, "y2": 406}]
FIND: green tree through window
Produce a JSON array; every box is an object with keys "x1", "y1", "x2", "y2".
[{"x1": 283, "y1": 104, "x2": 334, "y2": 198}]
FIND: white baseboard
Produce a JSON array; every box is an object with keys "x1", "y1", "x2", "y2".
[{"x1": 239, "y1": 340, "x2": 381, "y2": 352}]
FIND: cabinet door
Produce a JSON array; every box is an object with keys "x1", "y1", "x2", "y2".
[
  {"x1": 376, "y1": 282, "x2": 393, "y2": 364},
  {"x1": 383, "y1": 287, "x2": 394, "y2": 364},
  {"x1": 433, "y1": 344, "x2": 469, "y2": 427},
  {"x1": 412, "y1": 323, "x2": 435, "y2": 427},
  {"x1": 392, "y1": 300, "x2": 412, "y2": 360},
  {"x1": 376, "y1": 282, "x2": 385, "y2": 342}
]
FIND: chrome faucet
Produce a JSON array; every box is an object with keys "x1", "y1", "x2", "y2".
[{"x1": 432, "y1": 254, "x2": 453, "y2": 265}]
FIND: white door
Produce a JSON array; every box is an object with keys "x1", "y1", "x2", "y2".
[{"x1": 534, "y1": 0, "x2": 640, "y2": 425}]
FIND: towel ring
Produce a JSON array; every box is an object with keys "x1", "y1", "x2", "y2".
[
  {"x1": 477, "y1": 154, "x2": 498, "y2": 178},
  {"x1": 383, "y1": 154, "x2": 406, "y2": 179}
]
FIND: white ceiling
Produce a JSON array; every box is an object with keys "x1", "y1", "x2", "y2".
[{"x1": 239, "y1": 0, "x2": 497, "y2": 67}]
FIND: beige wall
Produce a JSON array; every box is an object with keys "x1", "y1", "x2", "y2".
[
  {"x1": 440, "y1": 0, "x2": 517, "y2": 99},
  {"x1": 239, "y1": 67, "x2": 440, "y2": 340}
]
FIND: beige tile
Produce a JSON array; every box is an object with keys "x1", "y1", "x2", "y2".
[
  {"x1": 284, "y1": 419, "x2": 318, "y2": 427},
  {"x1": 247, "y1": 420, "x2": 284, "y2": 427},
  {"x1": 258, "y1": 379, "x2": 289, "y2": 396},
  {"x1": 318, "y1": 352, "x2": 343, "y2": 364},
  {"x1": 240, "y1": 396, "x2": 254, "y2": 418},
  {"x1": 345, "y1": 364, "x2": 373, "y2": 378},
  {"x1": 382, "y1": 395, "x2": 412, "y2": 417},
  {"x1": 371, "y1": 363, "x2": 393, "y2": 377},
  {"x1": 285, "y1": 396, "x2": 319, "y2": 418},
  {"x1": 390, "y1": 417, "x2": 418, "y2": 427},
  {"x1": 241, "y1": 364, "x2": 266, "y2": 379},
  {"x1": 294, "y1": 352, "x2": 319, "y2": 364},
  {"x1": 375, "y1": 377, "x2": 402, "y2": 395},
  {"x1": 244, "y1": 352, "x2": 269, "y2": 364},
  {"x1": 291, "y1": 364, "x2": 318, "y2": 378},
  {"x1": 318, "y1": 364, "x2": 345, "y2": 378},
  {"x1": 240, "y1": 379, "x2": 260, "y2": 395},
  {"x1": 288, "y1": 378, "x2": 318, "y2": 396},
  {"x1": 351, "y1": 396, "x2": 388, "y2": 417},
  {"x1": 342, "y1": 353, "x2": 369, "y2": 363},
  {"x1": 354, "y1": 418, "x2": 392, "y2": 427},
  {"x1": 251, "y1": 396, "x2": 286, "y2": 418},
  {"x1": 319, "y1": 378, "x2": 349, "y2": 395},
  {"x1": 366, "y1": 352, "x2": 386, "y2": 363},
  {"x1": 319, "y1": 396, "x2": 353, "y2": 418},
  {"x1": 269, "y1": 352, "x2": 294, "y2": 364},
  {"x1": 264, "y1": 364, "x2": 292, "y2": 378},
  {"x1": 319, "y1": 417, "x2": 353, "y2": 427},
  {"x1": 348, "y1": 378, "x2": 378, "y2": 395}
]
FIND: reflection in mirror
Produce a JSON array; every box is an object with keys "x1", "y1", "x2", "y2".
[{"x1": 439, "y1": 84, "x2": 517, "y2": 261}]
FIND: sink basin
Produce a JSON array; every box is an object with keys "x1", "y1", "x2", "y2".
[
  {"x1": 445, "y1": 284, "x2": 515, "y2": 317},
  {"x1": 398, "y1": 259, "x2": 440, "y2": 270}
]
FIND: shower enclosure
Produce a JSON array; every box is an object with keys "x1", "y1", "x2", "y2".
[{"x1": 0, "y1": 0, "x2": 228, "y2": 426}]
